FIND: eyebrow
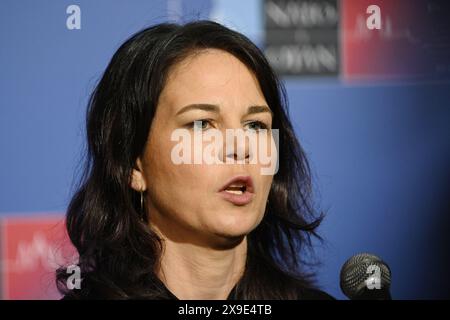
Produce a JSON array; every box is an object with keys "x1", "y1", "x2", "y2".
[{"x1": 175, "y1": 103, "x2": 273, "y2": 117}]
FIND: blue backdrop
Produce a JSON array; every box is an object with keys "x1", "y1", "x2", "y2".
[{"x1": 1, "y1": 0, "x2": 449, "y2": 299}]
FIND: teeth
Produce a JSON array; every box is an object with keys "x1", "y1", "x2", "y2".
[{"x1": 224, "y1": 190, "x2": 244, "y2": 195}]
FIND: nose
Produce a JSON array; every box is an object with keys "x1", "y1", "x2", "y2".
[{"x1": 221, "y1": 130, "x2": 252, "y2": 163}]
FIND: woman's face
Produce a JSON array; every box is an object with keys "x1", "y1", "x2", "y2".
[{"x1": 135, "y1": 49, "x2": 275, "y2": 247}]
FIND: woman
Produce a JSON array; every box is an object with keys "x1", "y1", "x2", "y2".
[{"x1": 57, "y1": 20, "x2": 332, "y2": 300}]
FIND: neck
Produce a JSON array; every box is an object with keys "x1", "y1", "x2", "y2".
[{"x1": 155, "y1": 233, "x2": 247, "y2": 300}]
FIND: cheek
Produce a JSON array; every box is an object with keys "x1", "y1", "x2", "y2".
[
  {"x1": 144, "y1": 133, "x2": 217, "y2": 213},
  {"x1": 146, "y1": 129, "x2": 223, "y2": 199},
  {"x1": 257, "y1": 175, "x2": 273, "y2": 208},
  {"x1": 263, "y1": 175, "x2": 273, "y2": 195},
  {"x1": 250, "y1": 161, "x2": 273, "y2": 191}
]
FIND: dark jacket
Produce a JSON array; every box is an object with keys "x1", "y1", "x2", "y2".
[{"x1": 61, "y1": 275, "x2": 334, "y2": 300}]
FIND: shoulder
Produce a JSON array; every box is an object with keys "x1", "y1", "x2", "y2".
[
  {"x1": 265, "y1": 267, "x2": 335, "y2": 300},
  {"x1": 297, "y1": 286, "x2": 335, "y2": 300},
  {"x1": 274, "y1": 270, "x2": 335, "y2": 300}
]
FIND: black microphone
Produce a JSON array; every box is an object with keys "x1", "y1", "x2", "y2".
[{"x1": 340, "y1": 253, "x2": 392, "y2": 300}]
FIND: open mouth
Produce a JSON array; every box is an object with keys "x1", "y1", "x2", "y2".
[
  {"x1": 218, "y1": 175, "x2": 254, "y2": 205},
  {"x1": 223, "y1": 184, "x2": 247, "y2": 195}
]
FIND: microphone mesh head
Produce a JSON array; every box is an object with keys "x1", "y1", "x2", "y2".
[{"x1": 340, "y1": 253, "x2": 391, "y2": 299}]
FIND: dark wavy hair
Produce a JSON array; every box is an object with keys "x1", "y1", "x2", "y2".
[{"x1": 57, "y1": 20, "x2": 323, "y2": 299}]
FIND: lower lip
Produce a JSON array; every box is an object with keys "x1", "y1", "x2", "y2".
[{"x1": 218, "y1": 190, "x2": 254, "y2": 206}]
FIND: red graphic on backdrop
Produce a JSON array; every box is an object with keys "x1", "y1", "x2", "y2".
[
  {"x1": 341, "y1": 0, "x2": 432, "y2": 80},
  {"x1": 0, "y1": 215, "x2": 77, "y2": 299}
]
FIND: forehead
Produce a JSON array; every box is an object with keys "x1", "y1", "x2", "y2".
[{"x1": 158, "y1": 49, "x2": 266, "y2": 111}]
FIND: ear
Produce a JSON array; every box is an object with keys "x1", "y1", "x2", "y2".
[{"x1": 130, "y1": 157, "x2": 147, "y2": 192}]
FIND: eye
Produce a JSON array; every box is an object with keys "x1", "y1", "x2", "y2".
[
  {"x1": 188, "y1": 119, "x2": 213, "y2": 130},
  {"x1": 245, "y1": 121, "x2": 268, "y2": 131}
]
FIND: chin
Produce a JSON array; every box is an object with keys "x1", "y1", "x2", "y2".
[{"x1": 210, "y1": 213, "x2": 260, "y2": 239}]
